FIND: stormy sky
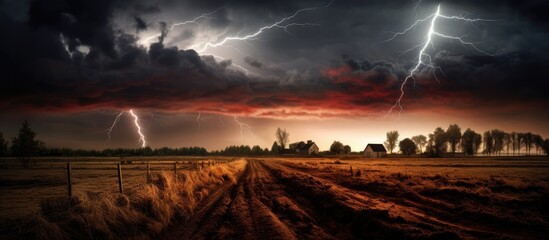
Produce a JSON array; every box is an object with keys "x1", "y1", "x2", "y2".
[{"x1": 0, "y1": 0, "x2": 548, "y2": 151}]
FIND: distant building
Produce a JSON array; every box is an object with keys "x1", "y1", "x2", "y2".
[
  {"x1": 364, "y1": 144, "x2": 387, "y2": 158},
  {"x1": 288, "y1": 140, "x2": 320, "y2": 155}
]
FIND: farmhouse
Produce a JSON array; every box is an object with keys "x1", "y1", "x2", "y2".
[
  {"x1": 289, "y1": 140, "x2": 320, "y2": 155},
  {"x1": 364, "y1": 144, "x2": 387, "y2": 158}
]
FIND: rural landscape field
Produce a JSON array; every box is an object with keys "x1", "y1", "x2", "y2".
[
  {"x1": 1, "y1": 156, "x2": 548, "y2": 239},
  {"x1": 2, "y1": 0, "x2": 549, "y2": 239}
]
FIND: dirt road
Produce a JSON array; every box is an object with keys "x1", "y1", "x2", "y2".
[{"x1": 165, "y1": 159, "x2": 547, "y2": 240}]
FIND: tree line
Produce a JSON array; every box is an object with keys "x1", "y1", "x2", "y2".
[
  {"x1": 0, "y1": 121, "x2": 281, "y2": 168},
  {"x1": 383, "y1": 124, "x2": 549, "y2": 157},
  {"x1": 1, "y1": 121, "x2": 548, "y2": 168}
]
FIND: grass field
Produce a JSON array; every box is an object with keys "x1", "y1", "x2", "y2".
[{"x1": 1, "y1": 156, "x2": 548, "y2": 239}]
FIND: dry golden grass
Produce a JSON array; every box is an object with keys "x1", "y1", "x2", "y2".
[{"x1": 0, "y1": 159, "x2": 246, "y2": 240}]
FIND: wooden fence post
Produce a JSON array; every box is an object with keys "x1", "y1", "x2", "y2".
[
  {"x1": 66, "y1": 162, "x2": 72, "y2": 197},
  {"x1": 174, "y1": 162, "x2": 177, "y2": 176},
  {"x1": 117, "y1": 163, "x2": 123, "y2": 194}
]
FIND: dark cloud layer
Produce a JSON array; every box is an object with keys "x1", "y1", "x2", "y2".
[{"x1": 0, "y1": 0, "x2": 548, "y2": 120}]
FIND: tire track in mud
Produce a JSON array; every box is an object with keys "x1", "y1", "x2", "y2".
[
  {"x1": 166, "y1": 159, "x2": 336, "y2": 240},
  {"x1": 269, "y1": 160, "x2": 543, "y2": 240},
  {"x1": 167, "y1": 159, "x2": 533, "y2": 239}
]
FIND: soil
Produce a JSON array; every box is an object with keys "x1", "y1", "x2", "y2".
[{"x1": 164, "y1": 159, "x2": 549, "y2": 239}]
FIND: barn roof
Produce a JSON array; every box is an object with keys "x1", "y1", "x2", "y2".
[
  {"x1": 290, "y1": 141, "x2": 316, "y2": 150},
  {"x1": 365, "y1": 144, "x2": 387, "y2": 152},
  {"x1": 301, "y1": 142, "x2": 316, "y2": 150}
]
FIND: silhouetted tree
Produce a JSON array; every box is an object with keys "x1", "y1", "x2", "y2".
[
  {"x1": 491, "y1": 129, "x2": 506, "y2": 155},
  {"x1": 399, "y1": 138, "x2": 417, "y2": 155},
  {"x1": 426, "y1": 133, "x2": 435, "y2": 155},
  {"x1": 510, "y1": 132, "x2": 518, "y2": 156},
  {"x1": 343, "y1": 145, "x2": 351, "y2": 154},
  {"x1": 251, "y1": 145, "x2": 263, "y2": 155},
  {"x1": 432, "y1": 127, "x2": 448, "y2": 157},
  {"x1": 533, "y1": 134, "x2": 543, "y2": 155},
  {"x1": 271, "y1": 141, "x2": 280, "y2": 155},
  {"x1": 220, "y1": 145, "x2": 252, "y2": 156},
  {"x1": 11, "y1": 121, "x2": 43, "y2": 168},
  {"x1": 447, "y1": 124, "x2": 462, "y2": 154},
  {"x1": 0, "y1": 132, "x2": 8, "y2": 156},
  {"x1": 542, "y1": 139, "x2": 549, "y2": 156},
  {"x1": 411, "y1": 135, "x2": 427, "y2": 154},
  {"x1": 275, "y1": 128, "x2": 290, "y2": 149},
  {"x1": 143, "y1": 146, "x2": 153, "y2": 156},
  {"x1": 524, "y1": 132, "x2": 533, "y2": 155},
  {"x1": 483, "y1": 131, "x2": 494, "y2": 155},
  {"x1": 504, "y1": 133, "x2": 511, "y2": 155},
  {"x1": 517, "y1": 133, "x2": 526, "y2": 155},
  {"x1": 384, "y1": 130, "x2": 399, "y2": 154},
  {"x1": 461, "y1": 128, "x2": 481, "y2": 155},
  {"x1": 473, "y1": 132, "x2": 482, "y2": 155},
  {"x1": 330, "y1": 141, "x2": 344, "y2": 155}
]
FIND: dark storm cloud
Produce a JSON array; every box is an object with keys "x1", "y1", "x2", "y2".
[
  {"x1": 0, "y1": 0, "x2": 548, "y2": 119},
  {"x1": 433, "y1": 51, "x2": 549, "y2": 100},
  {"x1": 134, "y1": 16, "x2": 147, "y2": 31},
  {"x1": 244, "y1": 57, "x2": 264, "y2": 69},
  {"x1": 27, "y1": 0, "x2": 127, "y2": 58},
  {"x1": 133, "y1": 3, "x2": 160, "y2": 14}
]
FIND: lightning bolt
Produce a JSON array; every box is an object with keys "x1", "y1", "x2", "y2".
[
  {"x1": 129, "y1": 109, "x2": 147, "y2": 148},
  {"x1": 233, "y1": 115, "x2": 254, "y2": 143},
  {"x1": 106, "y1": 111, "x2": 124, "y2": 142},
  {"x1": 196, "y1": 0, "x2": 334, "y2": 53},
  {"x1": 210, "y1": 54, "x2": 251, "y2": 74},
  {"x1": 195, "y1": 112, "x2": 207, "y2": 129},
  {"x1": 385, "y1": 4, "x2": 496, "y2": 117},
  {"x1": 140, "y1": 8, "x2": 222, "y2": 45},
  {"x1": 105, "y1": 109, "x2": 147, "y2": 148}
]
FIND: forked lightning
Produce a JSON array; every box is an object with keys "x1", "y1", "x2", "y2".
[{"x1": 385, "y1": 4, "x2": 496, "y2": 117}]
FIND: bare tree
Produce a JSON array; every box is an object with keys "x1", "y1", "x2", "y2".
[
  {"x1": 447, "y1": 124, "x2": 462, "y2": 154},
  {"x1": 384, "y1": 130, "x2": 399, "y2": 154},
  {"x1": 411, "y1": 135, "x2": 427, "y2": 153},
  {"x1": 275, "y1": 128, "x2": 290, "y2": 150}
]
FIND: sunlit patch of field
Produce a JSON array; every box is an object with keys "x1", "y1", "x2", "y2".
[{"x1": 278, "y1": 157, "x2": 549, "y2": 187}]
